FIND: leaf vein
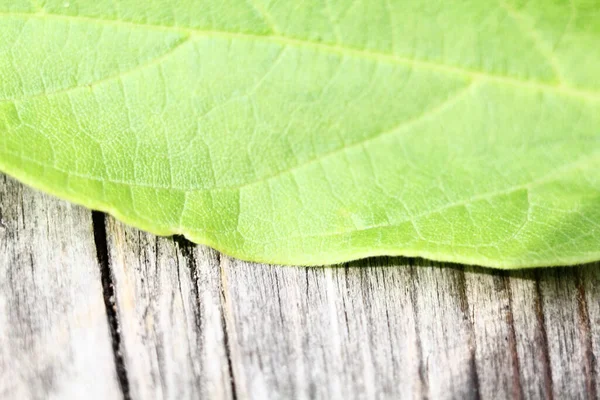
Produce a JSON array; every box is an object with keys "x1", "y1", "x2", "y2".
[
  {"x1": 1, "y1": 12, "x2": 599, "y2": 101},
  {"x1": 2, "y1": 33, "x2": 192, "y2": 103},
  {"x1": 257, "y1": 150, "x2": 600, "y2": 244}
]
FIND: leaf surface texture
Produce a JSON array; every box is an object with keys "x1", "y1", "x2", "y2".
[{"x1": 1, "y1": 0, "x2": 599, "y2": 267}]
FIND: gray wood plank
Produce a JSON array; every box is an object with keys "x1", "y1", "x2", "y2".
[
  {"x1": 580, "y1": 264, "x2": 600, "y2": 398},
  {"x1": 536, "y1": 267, "x2": 597, "y2": 399},
  {"x1": 104, "y1": 218, "x2": 234, "y2": 400},
  {"x1": 0, "y1": 175, "x2": 122, "y2": 400},
  {"x1": 497, "y1": 270, "x2": 547, "y2": 399},
  {"x1": 463, "y1": 268, "x2": 518, "y2": 399},
  {"x1": 496, "y1": 266, "x2": 600, "y2": 400},
  {"x1": 221, "y1": 257, "x2": 489, "y2": 399},
  {"x1": 222, "y1": 255, "x2": 600, "y2": 400},
  {"x1": 410, "y1": 263, "x2": 479, "y2": 399},
  {"x1": 221, "y1": 257, "x2": 422, "y2": 399},
  {"x1": 465, "y1": 265, "x2": 599, "y2": 400}
]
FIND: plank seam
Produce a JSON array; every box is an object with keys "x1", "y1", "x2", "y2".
[
  {"x1": 92, "y1": 212, "x2": 132, "y2": 400},
  {"x1": 173, "y1": 235, "x2": 205, "y2": 395}
]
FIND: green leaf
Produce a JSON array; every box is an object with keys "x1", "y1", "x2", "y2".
[{"x1": 1, "y1": 0, "x2": 599, "y2": 268}]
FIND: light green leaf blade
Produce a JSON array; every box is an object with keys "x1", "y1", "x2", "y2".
[{"x1": 1, "y1": 0, "x2": 599, "y2": 268}]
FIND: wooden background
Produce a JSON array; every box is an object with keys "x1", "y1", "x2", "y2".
[{"x1": 0, "y1": 174, "x2": 598, "y2": 399}]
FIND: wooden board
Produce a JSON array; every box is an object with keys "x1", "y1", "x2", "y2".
[
  {"x1": 104, "y1": 217, "x2": 234, "y2": 400},
  {"x1": 0, "y1": 175, "x2": 598, "y2": 399},
  {"x1": 0, "y1": 175, "x2": 121, "y2": 399}
]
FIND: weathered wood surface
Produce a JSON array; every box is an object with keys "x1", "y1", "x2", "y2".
[
  {"x1": 0, "y1": 174, "x2": 598, "y2": 400},
  {"x1": 0, "y1": 175, "x2": 122, "y2": 399}
]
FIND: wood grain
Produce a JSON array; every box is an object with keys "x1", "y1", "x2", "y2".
[
  {"x1": 0, "y1": 176, "x2": 121, "y2": 399},
  {"x1": 104, "y1": 217, "x2": 234, "y2": 400},
  {"x1": 1, "y1": 175, "x2": 599, "y2": 400},
  {"x1": 221, "y1": 257, "x2": 600, "y2": 400}
]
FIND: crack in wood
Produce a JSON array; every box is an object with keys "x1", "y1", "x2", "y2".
[
  {"x1": 173, "y1": 235, "x2": 205, "y2": 396},
  {"x1": 92, "y1": 212, "x2": 131, "y2": 400},
  {"x1": 174, "y1": 235, "x2": 204, "y2": 336}
]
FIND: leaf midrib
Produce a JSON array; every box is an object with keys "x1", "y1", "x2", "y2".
[{"x1": 1, "y1": 11, "x2": 599, "y2": 101}]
